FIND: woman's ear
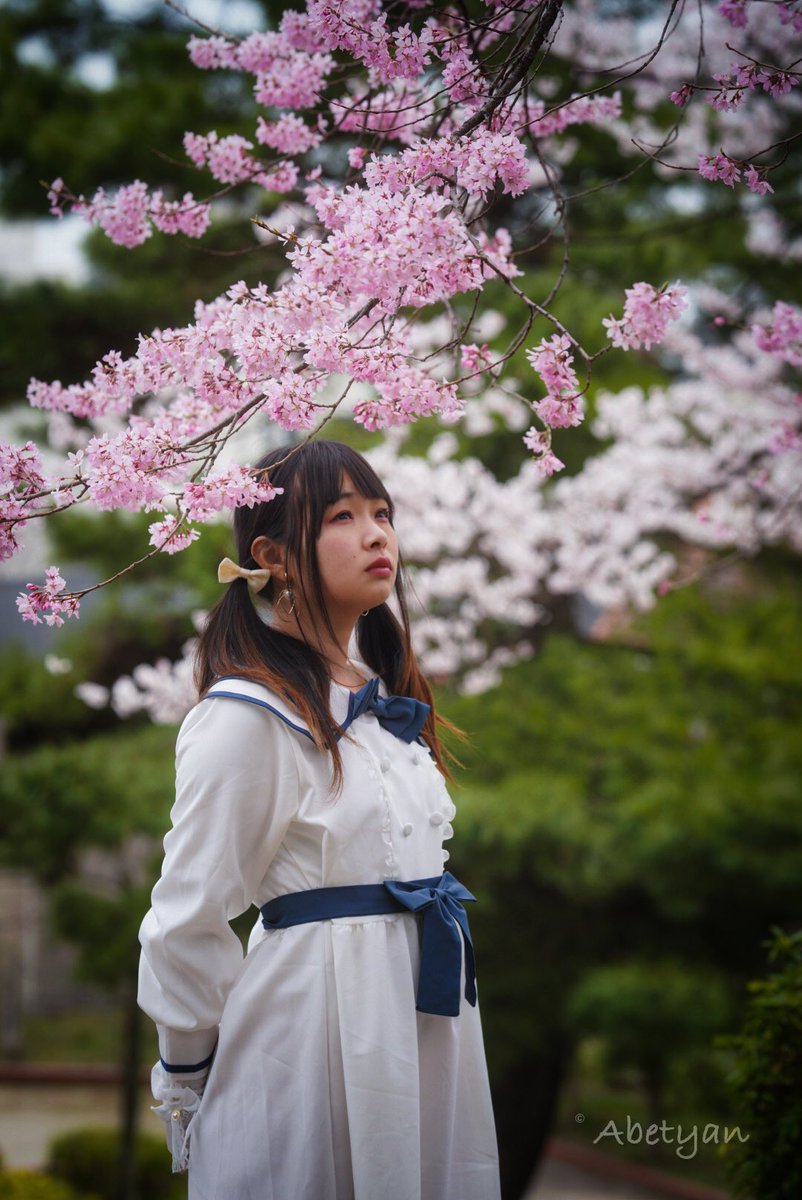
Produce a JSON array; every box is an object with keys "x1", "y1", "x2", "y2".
[{"x1": 251, "y1": 536, "x2": 286, "y2": 579}]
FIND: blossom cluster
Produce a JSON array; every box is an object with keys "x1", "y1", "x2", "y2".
[
  {"x1": 526, "y1": 334, "x2": 584, "y2": 430},
  {"x1": 718, "y1": 0, "x2": 802, "y2": 33},
  {"x1": 528, "y1": 92, "x2": 623, "y2": 138},
  {"x1": 16, "y1": 566, "x2": 80, "y2": 628},
  {"x1": 306, "y1": 1, "x2": 436, "y2": 82},
  {"x1": 4, "y1": 0, "x2": 799, "y2": 634},
  {"x1": 48, "y1": 179, "x2": 211, "y2": 249},
  {"x1": 363, "y1": 129, "x2": 530, "y2": 199},
  {"x1": 672, "y1": 61, "x2": 799, "y2": 112},
  {"x1": 603, "y1": 283, "x2": 688, "y2": 352},
  {"x1": 181, "y1": 466, "x2": 282, "y2": 522},
  {"x1": 87, "y1": 314, "x2": 802, "y2": 704},
  {"x1": 753, "y1": 301, "x2": 802, "y2": 367},
  {"x1": 0, "y1": 440, "x2": 46, "y2": 562},
  {"x1": 697, "y1": 153, "x2": 774, "y2": 195}
]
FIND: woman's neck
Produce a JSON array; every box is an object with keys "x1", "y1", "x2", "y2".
[{"x1": 271, "y1": 608, "x2": 365, "y2": 683}]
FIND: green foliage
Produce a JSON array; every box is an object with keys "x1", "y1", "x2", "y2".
[
  {"x1": 0, "y1": 501, "x2": 231, "y2": 752},
  {"x1": 567, "y1": 961, "x2": 733, "y2": 1064},
  {"x1": 47, "y1": 505, "x2": 230, "y2": 598},
  {"x1": 565, "y1": 960, "x2": 733, "y2": 1117},
  {"x1": 720, "y1": 928, "x2": 802, "y2": 1200},
  {"x1": 0, "y1": 723, "x2": 175, "y2": 883},
  {"x1": 0, "y1": 1, "x2": 253, "y2": 215},
  {"x1": 22, "y1": 1010, "x2": 120, "y2": 1065},
  {"x1": 51, "y1": 882, "x2": 156, "y2": 989},
  {"x1": 46, "y1": 1129, "x2": 185, "y2": 1200},
  {"x1": 447, "y1": 563, "x2": 802, "y2": 920},
  {"x1": 439, "y1": 562, "x2": 802, "y2": 1101},
  {"x1": 0, "y1": 643, "x2": 105, "y2": 749},
  {"x1": 0, "y1": 0, "x2": 286, "y2": 410},
  {"x1": 0, "y1": 1169, "x2": 89, "y2": 1200},
  {"x1": 0, "y1": 215, "x2": 279, "y2": 406}
]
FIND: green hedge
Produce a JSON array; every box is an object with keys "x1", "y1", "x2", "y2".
[
  {"x1": 0, "y1": 1169, "x2": 89, "y2": 1200},
  {"x1": 46, "y1": 1130, "x2": 185, "y2": 1200},
  {"x1": 721, "y1": 928, "x2": 802, "y2": 1200}
]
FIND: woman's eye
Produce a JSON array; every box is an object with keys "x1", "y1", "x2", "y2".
[
  {"x1": 376, "y1": 507, "x2": 391, "y2": 521},
  {"x1": 332, "y1": 509, "x2": 352, "y2": 521}
]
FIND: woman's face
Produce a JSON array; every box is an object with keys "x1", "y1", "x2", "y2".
[{"x1": 314, "y1": 472, "x2": 398, "y2": 620}]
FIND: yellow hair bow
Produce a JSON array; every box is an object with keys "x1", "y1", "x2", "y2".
[{"x1": 217, "y1": 557, "x2": 272, "y2": 594}]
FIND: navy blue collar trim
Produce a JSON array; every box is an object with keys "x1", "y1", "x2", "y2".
[
  {"x1": 204, "y1": 675, "x2": 427, "y2": 747},
  {"x1": 204, "y1": 688, "x2": 315, "y2": 740}
]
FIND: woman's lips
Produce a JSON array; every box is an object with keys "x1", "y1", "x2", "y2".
[{"x1": 366, "y1": 558, "x2": 392, "y2": 575}]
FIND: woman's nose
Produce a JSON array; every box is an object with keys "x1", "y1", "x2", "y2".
[{"x1": 367, "y1": 522, "x2": 388, "y2": 547}]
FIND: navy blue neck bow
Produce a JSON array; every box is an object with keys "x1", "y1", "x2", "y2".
[{"x1": 344, "y1": 676, "x2": 430, "y2": 744}]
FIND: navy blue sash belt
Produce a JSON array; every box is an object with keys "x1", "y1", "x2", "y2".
[{"x1": 259, "y1": 870, "x2": 477, "y2": 1018}]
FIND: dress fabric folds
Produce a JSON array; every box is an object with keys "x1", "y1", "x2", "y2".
[{"x1": 138, "y1": 673, "x2": 501, "y2": 1200}]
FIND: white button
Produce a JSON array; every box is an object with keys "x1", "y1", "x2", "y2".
[
  {"x1": 429, "y1": 812, "x2": 444, "y2": 826},
  {"x1": 380, "y1": 758, "x2": 391, "y2": 773},
  {"x1": 401, "y1": 823, "x2": 413, "y2": 837}
]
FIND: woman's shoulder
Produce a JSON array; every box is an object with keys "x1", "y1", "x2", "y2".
[{"x1": 197, "y1": 674, "x2": 316, "y2": 743}]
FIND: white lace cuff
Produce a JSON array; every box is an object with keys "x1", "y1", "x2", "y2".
[{"x1": 150, "y1": 1061, "x2": 208, "y2": 1173}]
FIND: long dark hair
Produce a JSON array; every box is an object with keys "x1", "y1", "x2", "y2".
[{"x1": 194, "y1": 439, "x2": 463, "y2": 792}]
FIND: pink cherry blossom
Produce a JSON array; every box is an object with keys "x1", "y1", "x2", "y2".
[
  {"x1": 718, "y1": 0, "x2": 748, "y2": 28},
  {"x1": 363, "y1": 129, "x2": 530, "y2": 200},
  {"x1": 697, "y1": 152, "x2": 741, "y2": 188},
  {"x1": 759, "y1": 69, "x2": 797, "y2": 99},
  {"x1": 16, "y1": 566, "x2": 81, "y2": 627},
  {"x1": 526, "y1": 334, "x2": 584, "y2": 428},
  {"x1": 47, "y1": 177, "x2": 66, "y2": 217},
  {"x1": 150, "y1": 192, "x2": 212, "y2": 237},
  {"x1": 603, "y1": 283, "x2": 688, "y2": 351},
  {"x1": 745, "y1": 166, "x2": 774, "y2": 196},
  {"x1": 527, "y1": 92, "x2": 622, "y2": 138},
  {"x1": 670, "y1": 84, "x2": 694, "y2": 107},
  {"x1": 148, "y1": 514, "x2": 202, "y2": 554},
  {"x1": 256, "y1": 114, "x2": 322, "y2": 155},
  {"x1": 4, "y1": 0, "x2": 801, "y2": 644},
  {"x1": 778, "y1": 2, "x2": 802, "y2": 33},
  {"x1": 522, "y1": 428, "x2": 565, "y2": 476},
  {"x1": 753, "y1": 302, "x2": 802, "y2": 367},
  {"x1": 88, "y1": 180, "x2": 152, "y2": 248},
  {"x1": 52, "y1": 177, "x2": 211, "y2": 247},
  {"x1": 187, "y1": 35, "x2": 240, "y2": 71},
  {"x1": 461, "y1": 344, "x2": 491, "y2": 372},
  {"x1": 253, "y1": 53, "x2": 333, "y2": 109}
]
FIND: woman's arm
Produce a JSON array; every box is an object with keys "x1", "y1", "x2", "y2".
[{"x1": 138, "y1": 693, "x2": 301, "y2": 1072}]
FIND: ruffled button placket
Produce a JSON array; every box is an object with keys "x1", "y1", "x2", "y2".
[
  {"x1": 412, "y1": 745, "x2": 458, "y2": 866},
  {"x1": 360, "y1": 718, "x2": 399, "y2": 879}
]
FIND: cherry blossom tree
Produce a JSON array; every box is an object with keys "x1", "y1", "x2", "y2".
[{"x1": 1, "y1": 0, "x2": 800, "y2": 650}]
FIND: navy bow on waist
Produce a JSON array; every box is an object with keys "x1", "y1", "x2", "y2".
[
  {"x1": 259, "y1": 870, "x2": 477, "y2": 1018},
  {"x1": 345, "y1": 676, "x2": 430, "y2": 744},
  {"x1": 384, "y1": 872, "x2": 477, "y2": 1017}
]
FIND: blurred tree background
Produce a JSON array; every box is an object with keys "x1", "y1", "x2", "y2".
[{"x1": 0, "y1": 2, "x2": 801, "y2": 1199}]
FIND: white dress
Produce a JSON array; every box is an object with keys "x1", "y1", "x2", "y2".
[{"x1": 138, "y1": 671, "x2": 500, "y2": 1200}]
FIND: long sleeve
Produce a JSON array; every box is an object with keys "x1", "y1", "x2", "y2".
[{"x1": 138, "y1": 694, "x2": 300, "y2": 1070}]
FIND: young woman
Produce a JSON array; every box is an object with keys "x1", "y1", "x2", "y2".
[{"x1": 138, "y1": 439, "x2": 501, "y2": 1200}]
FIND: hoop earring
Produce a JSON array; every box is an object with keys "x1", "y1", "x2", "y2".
[
  {"x1": 276, "y1": 584, "x2": 297, "y2": 618},
  {"x1": 361, "y1": 609, "x2": 369, "y2": 618}
]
